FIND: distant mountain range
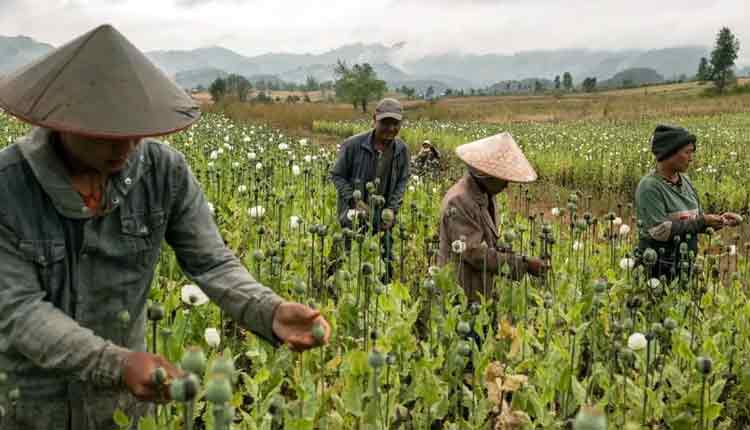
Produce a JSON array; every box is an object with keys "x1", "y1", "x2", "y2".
[{"x1": 1, "y1": 34, "x2": 746, "y2": 92}]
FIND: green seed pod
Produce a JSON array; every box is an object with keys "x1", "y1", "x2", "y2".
[
  {"x1": 386, "y1": 353, "x2": 397, "y2": 366},
  {"x1": 183, "y1": 373, "x2": 200, "y2": 401},
  {"x1": 170, "y1": 377, "x2": 186, "y2": 402},
  {"x1": 317, "y1": 224, "x2": 328, "y2": 237},
  {"x1": 373, "y1": 283, "x2": 385, "y2": 295},
  {"x1": 651, "y1": 323, "x2": 664, "y2": 337},
  {"x1": 293, "y1": 279, "x2": 306, "y2": 295},
  {"x1": 361, "y1": 263, "x2": 374, "y2": 276},
  {"x1": 422, "y1": 278, "x2": 435, "y2": 290},
  {"x1": 160, "y1": 327, "x2": 173, "y2": 338},
  {"x1": 182, "y1": 346, "x2": 207, "y2": 375},
  {"x1": 312, "y1": 323, "x2": 326, "y2": 342},
  {"x1": 0, "y1": 372, "x2": 7, "y2": 385},
  {"x1": 308, "y1": 224, "x2": 319, "y2": 235},
  {"x1": 458, "y1": 341, "x2": 472, "y2": 357},
  {"x1": 147, "y1": 303, "x2": 165, "y2": 321},
  {"x1": 642, "y1": 248, "x2": 658, "y2": 265},
  {"x1": 151, "y1": 367, "x2": 167, "y2": 386},
  {"x1": 206, "y1": 374, "x2": 233, "y2": 404},
  {"x1": 8, "y1": 388, "x2": 20, "y2": 402},
  {"x1": 663, "y1": 318, "x2": 678, "y2": 331},
  {"x1": 573, "y1": 405, "x2": 607, "y2": 430},
  {"x1": 696, "y1": 356, "x2": 713, "y2": 375},
  {"x1": 568, "y1": 193, "x2": 579, "y2": 204},
  {"x1": 212, "y1": 356, "x2": 237, "y2": 384},
  {"x1": 369, "y1": 350, "x2": 385, "y2": 369},
  {"x1": 503, "y1": 230, "x2": 517, "y2": 243},
  {"x1": 117, "y1": 310, "x2": 131, "y2": 326},
  {"x1": 592, "y1": 279, "x2": 608, "y2": 294},
  {"x1": 457, "y1": 321, "x2": 471, "y2": 337},
  {"x1": 252, "y1": 249, "x2": 265, "y2": 261},
  {"x1": 381, "y1": 208, "x2": 395, "y2": 224},
  {"x1": 368, "y1": 242, "x2": 379, "y2": 253}
]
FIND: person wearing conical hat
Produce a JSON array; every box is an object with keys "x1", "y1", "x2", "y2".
[
  {"x1": 0, "y1": 24, "x2": 330, "y2": 430},
  {"x1": 438, "y1": 132, "x2": 547, "y2": 302}
]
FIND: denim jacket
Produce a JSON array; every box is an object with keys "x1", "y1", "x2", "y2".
[
  {"x1": 0, "y1": 127, "x2": 282, "y2": 429},
  {"x1": 329, "y1": 130, "x2": 410, "y2": 227}
]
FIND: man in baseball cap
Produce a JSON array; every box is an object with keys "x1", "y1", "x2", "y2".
[
  {"x1": 0, "y1": 24, "x2": 330, "y2": 430},
  {"x1": 330, "y1": 98, "x2": 410, "y2": 283}
]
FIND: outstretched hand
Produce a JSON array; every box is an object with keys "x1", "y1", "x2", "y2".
[
  {"x1": 272, "y1": 302, "x2": 331, "y2": 352},
  {"x1": 122, "y1": 351, "x2": 183, "y2": 403}
]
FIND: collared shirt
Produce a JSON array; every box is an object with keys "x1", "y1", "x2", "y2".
[{"x1": 0, "y1": 127, "x2": 282, "y2": 430}]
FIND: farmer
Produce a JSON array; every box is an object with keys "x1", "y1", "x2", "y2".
[
  {"x1": 438, "y1": 133, "x2": 547, "y2": 301},
  {"x1": 411, "y1": 139, "x2": 442, "y2": 179},
  {"x1": 0, "y1": 25, "x2": 330, "y2": 430},
  {"x1": 330, "y1": 98, "x2": 410, "y2": 283},
  {"x1": 635, "y1": 125, "x2": 741, "y2": 281},
  {"x1": 438, "y1": 132, "x2": 547, "y2": 302}
]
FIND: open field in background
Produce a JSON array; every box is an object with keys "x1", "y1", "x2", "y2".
[{"x1": 202, "y1": 80, "x2": 750, "y2": 132}]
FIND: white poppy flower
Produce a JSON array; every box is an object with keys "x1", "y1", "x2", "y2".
[
  {"x1": 204, "y1": 327, "x2": 221, "y2": 348},
  {"x1": 304, "y1": 155, "x2": 313, "y2": 163},
  {"x1": 346, "y1": 209, "x2": 358, "y2": 221},
  {"x1": 207, "y1": 161, "x2": 215, "y2": 170},
  {"x1": 232, "y1": 162, "x2": 240, "y2": 169},
  {"x1": 290, "y1": 216, "x2": 301, "y2": 229},
  {"x1": 627, "y1": 332, "x2": 647, "y2": 351},
  {"x1": 207, "y1": 202, "x2": 215, "y2": 215},
  {"x1": 729, "y1": 245, "x2": 737, "y2": 256},
  {"x1": 210, "y1": 150, "x2": 219, "y2": 160},
  {"x1": 408, "y1": 185, "x2": 415, "y2": 192},
  {"x1": 299, "y1": 138, "x2": 308, "y2": 146},
  {"x1": 648, "y1": 278, "x2": 660, "y2": 288},
  {"x1": 248, "y1": 152, "x2": 257, "y2": 160},
  {"x1": 572, "y1": 241, "x2": 583, "y2": 251},
  {"x1": 248, "y1": 206, "x2": 266, "y2": 218},
  {"x1": 278, "y1": 143, "x2": 289, "y2": 151},
  {"x1": 292, "y1": 165, "x2": 301, "y2": 176},
  {"x1": 613, "y1": 217, "x2": 623, "y2": 226},
  {"x1": 237, "y1": 185, "x2": 248, "y2": 193},
  {"x1": 619, "y1": 257, "x2": 635, "y2": 270},
  {"x1": 619, "y1": 225, "x2": 631, "y2": 236},
  {"x1": 551, "y1": 207, "x2": 561, "y2": 217},
  {"x1": 255, "y1": 162, "x2": 263, "y2": 171},
  {"x1": 451, "y1": 240, "x2": 466, "y2": 254},
  {"x1": 181, "y1": 284, "x2": 209, "y2": 306}
]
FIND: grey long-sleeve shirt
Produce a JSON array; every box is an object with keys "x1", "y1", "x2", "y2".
[{"x1": 0, "y1": 128, "x2": 282, "y2": 430}]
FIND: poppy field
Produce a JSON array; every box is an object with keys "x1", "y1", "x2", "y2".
[{"x1": 2, "y1": 110, "x2": 750, "y2": 430}]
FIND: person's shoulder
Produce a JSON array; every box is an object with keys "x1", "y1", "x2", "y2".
[
  {"x1": 343, "y1": 130, "x2": 370, "y2": 146},
  {"x1": 139, "y1": 138, "x2": 188, "y2": 169},
  {"x1": 636, "y1": 172, "x2": 661, "y2": 189}
]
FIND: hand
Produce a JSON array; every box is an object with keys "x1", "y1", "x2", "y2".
[
  {"x1": 721, "y1": 212, "x2": 743, "y2": 227},
  {"x1": 526, "y1": 257, "x2": 549, "y2": 277},
  {"x1": 704, "y1": 214, "x2": 725, "y2": 230},
  {"x1": 122, "y1": 352, "x2": 183, "y2": 403},
  {"x1": 272, "y1": 302, "x2": 331, "y2": 352}
]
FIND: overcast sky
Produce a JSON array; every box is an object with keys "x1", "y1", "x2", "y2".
[{"x1": 2, "y1": 0, "x2": 748, "y2": 64}]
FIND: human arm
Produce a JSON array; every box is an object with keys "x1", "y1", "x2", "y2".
[
  {"x1": 330, "y1": 142, "x2": 355, "y2": 208},
  {"x1": 385, "y1": 144, "x2": 410, "y2": 213},
  {"x1": 165, "y1": 152, "x2": 329, "y2": 349}
]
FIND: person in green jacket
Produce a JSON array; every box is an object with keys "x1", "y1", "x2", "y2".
[{"x1": 635, "y1": 125, "x2": 741, "y2": 281}]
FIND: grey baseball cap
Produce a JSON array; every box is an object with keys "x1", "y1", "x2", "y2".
[{"x1": 374, "y1": 98, "x2": 403, "y2": 121}]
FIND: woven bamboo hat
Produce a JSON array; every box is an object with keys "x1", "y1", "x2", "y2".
[
  {"x1": 0, "y1": 24, "x2": 200, "y2": 139},
  {"x1": 455, "y1": 132, "x2": 537, "y2": 183}
]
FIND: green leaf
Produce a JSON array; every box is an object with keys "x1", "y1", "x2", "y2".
[{"x1": 113, "y1": 408, "x2": 132, "y2": 429}]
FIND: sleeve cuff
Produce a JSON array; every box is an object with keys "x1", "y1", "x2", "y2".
[
  {"x1": 94, "y1": 343, "x2": 130, "y2": 389},
  {"x1": 244, "y1": 295, "x2": 285, "y2": 346}
]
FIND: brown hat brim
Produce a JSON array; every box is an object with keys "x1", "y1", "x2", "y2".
[
  {"x1": 375, "y1": 112, "x2": 403, "y2": 121},
  {"x1": 0, "y1": 24, "x2": 200, "y2": 139},
  {"x1": 455, "y1": 132, "x2": 537, "y2": 183}
]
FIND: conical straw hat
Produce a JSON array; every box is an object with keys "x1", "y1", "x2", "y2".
[
  {"x1": 455, "y1": 132, "x2": 537, "y2": 183},
  {"x1": 0, "y1": 24, "x2": 200, "y2": 139}
]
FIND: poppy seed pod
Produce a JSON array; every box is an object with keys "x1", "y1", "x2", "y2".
[
  {"x1": 696, "y1": 356, "x2": 713, "y2": 374},
  {"x1": 381, "y1": 208, "x2": 395, "y2": 224},
  {"x1": 312, "y1": 323, "x2": 326, "y2": 342},
  {"x1": 642, "y1": 248, "x2": 658, "y2": 265},
  {"x1": 369, "y1": 350, "x2": 385, "y2": 369},
  {"x1": 206, "y1": 374, "x2": 233, "y2": 404},
  {"x1": 352, "y1": 190, "x2": 363, "y2": 201},
  {"x1": 457, "y1": 321, "x2": 471, "y2": 337},
  {"x1": 211, "y1": 354, "x2": 237, "y2": 383},
  {"x1": 182, "y1": 346, "x2": 207, "y2": 375},
  {"x1": 252, "y1": 250, "x2": 265, "y2": 261},
  {"x1": 361, "y1": 263, "x2": 374, "y2": 276},
  {"x1": 293, "y1": 280, "x2": 306, "y2": 295},
  {"x1": 147, "y1": 304, "x2": 165, "y2": 321},
  {"x1": 151, "y1": 367, "x2": 167, "y2": 386},
  {"x1": 458, "y1": 341, "x2": 472, "y2": 357},
  {"x1": 117, "y1": 310, "x2": 131, "y2": 326}
]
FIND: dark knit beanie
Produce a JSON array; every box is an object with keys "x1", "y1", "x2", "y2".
[{"x1": 651, "y1": 125, "x2": 697, "y2": 161}]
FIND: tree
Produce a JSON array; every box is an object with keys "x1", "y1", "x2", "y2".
[
  {"x1": 582, "y1": 77, "x2": 597, "y2": 92},
  {"x1": 425, "y1": 85, "x2": 435, "y2": 99},
  {"x1": 696, "y1": 57, "x2": 712, "y2": 82},
  {"x1": 554, "y1": 75, "x2": 561, "y2": 90},
  {"x1": 304, "y1": 75, "x2": 320, "y2": 92},
  {"x1": 562, "y1": 72, "x2": 573, "y2": 91},
  {"x1": 534, "y1": 80, "x2": 544, "y2": 93},
  {"x1": 209, "y1": 77, "x2": 227, "y2": 102},
  {"x1": 225, "y1": 74, "x2": 252, "y2": 102},
  {"x1": 709, "y1": 27, "x2": 740, "y2": 93},
  {"x1": 334, "y1": 60, "x2": 387, "y2": 112}
]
